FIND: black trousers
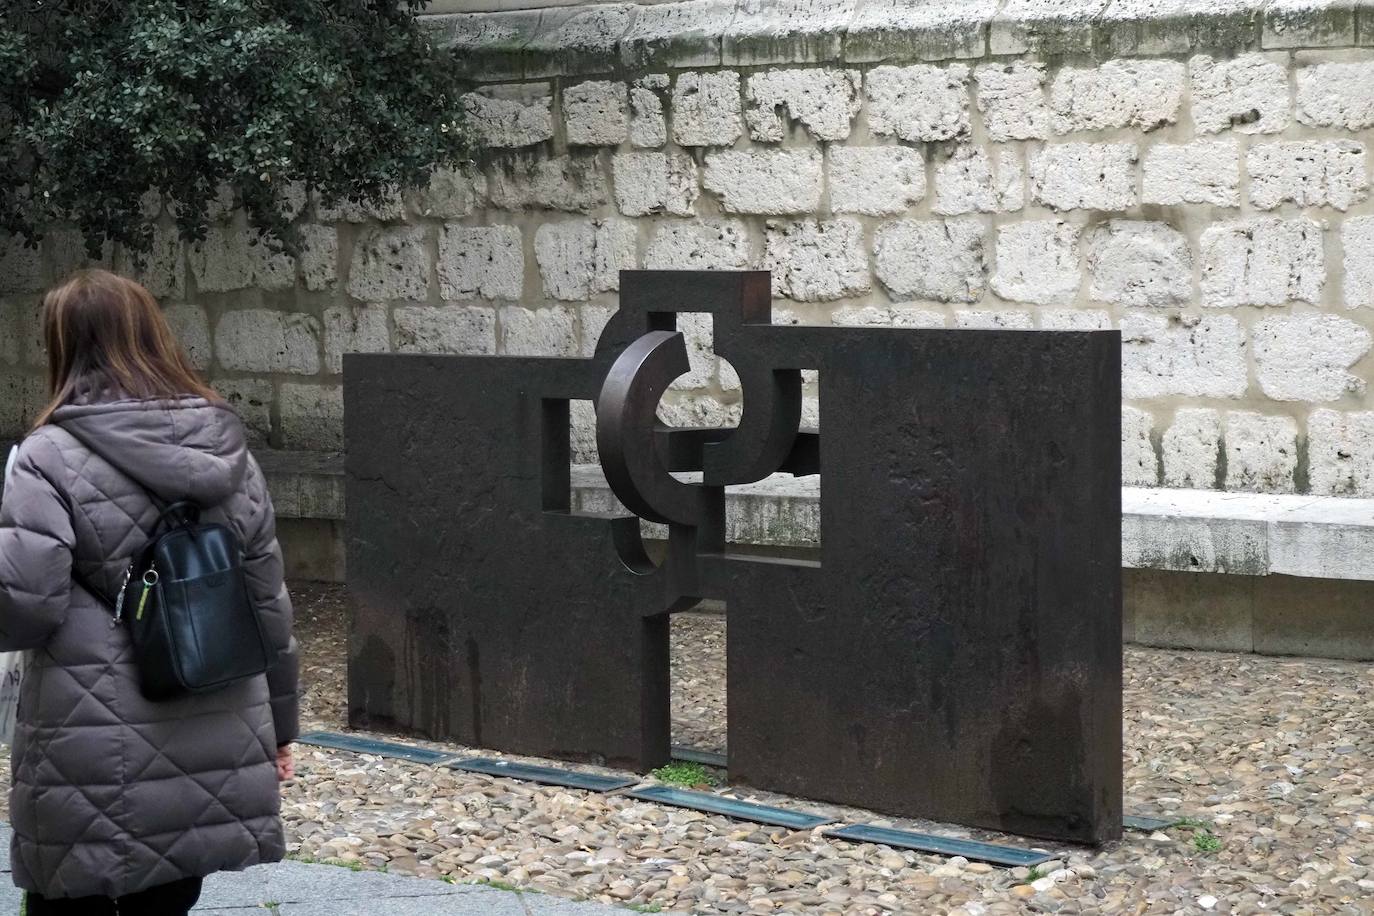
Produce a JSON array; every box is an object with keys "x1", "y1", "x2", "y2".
[{"x1": 25, "y1": 877, "x2": 203, "y2": 915}]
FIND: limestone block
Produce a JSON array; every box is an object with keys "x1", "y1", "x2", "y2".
[
  {"x1": 579, "y1": 305, "x2": 616, "y2": 358},
  {"x1": 723, "y1": 0, "x2": 854, "y2": 66},
  {"x1": 1121, "y1": 314, "x2": 1247, "y2": 398},
  {"x1": 393, "y1": 305, "x2": 497, "y2": 355},
  {"x1": 437, "y1": 8, "x2": 539, "y2": 82},
  {"x1": 0, "y1": 237, "x2": 42, "y2": 295},
  {"x1": 1086, "y1": 221, "x2": 1192, "y2": 308},
  {"x1": 45, "y1": 229, "x2": 112, "y2": 285},
  {"x1": 117, "y1": 227, "x2": 184, "y2": 299},
  {"x1": 763, "y1": 219, "x2": 871, "y2": 302},
  {"x1": 953, "y1": 310, "x2": 1034, "y2": 329},
  {"x1": 215, "y1": 378, "x2": 273, "y2": 445},
  {"x1": 522, "y1": 5, "x2": 633, "y2": 79},
  {"x1": 828, "y1": 147, "x2": 925, "y2": 216},
  {"x1": 1163, "y1": 409, "x2": 1221, "y2": 489},
  {"x1": 933, "y1": 147, "x2": 1024, "y2": 215},
  {"x1": 657, "y1": 395, "x2": 743, "y2": 429},
  {"x1": 1038, "y1": 309, "x2": 1111, "y2": 330},
  {"x1": 1200, "y1": 218, "x2": 1324, "y2": 307},
  {"x1": 1263, "y1": 0, "x2": 1357, "y2": 48},
  {"x1": 162, "y1": 304, "x2": 211, "y2": 372},
  {"x1": 874, "y1": 217, "x2": 987, "y2": 303},
  {"x1": 865, "y1": 64, "x2": 971, "y2": 142},
  {"x1": 564, "y1": 81, "x2": 629, "y2": 146},
  {"x1": 1049, "y1": 60, "x2": 1185, "y2": 133},
  {"x1": 645, "y1": 219, "x2": 752, "y2": 269},
  {"x1": 1343, "y1": 215, "x2": 1374, "y2": 308},
  {"x1": 669, "y1": 312, "x2": 718, "y2": 390},
  {"x1": 0, "y1": 299, "x2": 21, "y2": 366},
  {"x1": 1097, "y1": 0, "x2": 1259, "y2": 57},
  {"x1": 347, "y1": 226, "x2": 429, "y2": 302},
  {"x1": 1122, "y1": 406, "x2": 1159, "y2": 487},
  {"x1": 832, "y1": 305, "x2": 946, "y2": 327},
  {"x1": 215, "y1": 309, "x2": 321, "y2": 375},
  {"x1": 323, "y1": 304, "x2": 389, "y2": 375},
  {"x1": 409, "y1": 167, "x2": 485, "y2": 219},
  {"x1": 990, "y1": 220, "x2": 1080, "y2": 306},
  {"x1": 463, "y1": 84, "x2": 553, "y2": 148},
  {"x1": 486, "y1": 155, "x2": 608, "y2": 213},
  {"x1": 1297, "y1": 61, "x2": 1374, "y2": 130},
  {"x1": 973, "y1": 61, "x2": 1051, "y2": 141},
  {"x1": 1029, "y1": 143, "x2": 1138, "y2": 212},
  {"x1": 702, "y1": 150, "x2": 823, "y2": 214},
  {"x1": 501, "y1": 305, "x2": 579, "y2": 357},
  {"x1": 745, "y1": 68, "x2": 861, "y2": 141},
  {"x1": 844, "y1": 0, "x2": 995, "y2": 63},
  {"x1": 1190, "y1": 54, "x2": 1292, "y2": 135},
  {"x1": 191, "y1": 227, "x2": 295, "y2": 293},
  {"x1": 612, "y1": 153, "x2": 699, "y2": 217},
  {"x1": 438, "y1": 225, "x2": 524, "y2": 301},
  {"x1": 1248, "y1": 140, "x2": 1369, "y2": 211},
  {"x1": 534, "y1": 219, "x2": 637, "y2": 301},
  {"x1": 630, "y1": 75, "x2": 670, "y2": 148},
  {"x1": 672, "y1": 71, "x2": 744, "y2": 147},
  {"x1": 298, "y1": 225, "x2": 338, "y2": 292},
  {"x1": 989, "y1": 0, "x2": 1108, "y2": 57},
  {"x1": 1309, "y1": 409, "x2": 1374, "y2": 496},
  {"x1": 1225, "y1": 411, "x2": 1298, "y2": 493},
  {"x1": 1252, "y1": 313, "x2": 1370, "y2": 401},
  {"x1": 620, "y1": 0, "x2": 734, "y2": 70},
  {"x1": 316, "y1": 189, "x2": 404, "y2": 223},
  {"x1": 1142, "y1": 140, "x2": 1241, "y2": 207},
  {"x1": 279, "y1": 383, "x2": 344, "y2": 450}
]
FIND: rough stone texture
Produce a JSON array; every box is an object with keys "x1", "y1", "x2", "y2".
[
  {"x1": 1343, "y1": 215, "x2": 1374, "y2": 308},
  {"x1": 437, "y1": 225, "x2": 525, "y2": 301},
  {"x1": 348, "y1": 227, "x2": 430, "y2": 302},
  {"x1": 702, "y1": 150, "x2": 824, "y2": 214},
  {"x1": 1086, "y1": 221, "x2": 1193, "y2": 308},
  {"x1": 611, "y1": 153, "x2": 699, "y2": 217},
  {"x1": 1225, "y1": 411, "x2": 1299, "y2": 493},
  {"x1": 214, "y1": 379, "x2": 273, "y2": 445},
  {"x1": 873, "y1": 217, "x2": 987, "y2": 302},
  {"x1": 745, "y1": 68, "x2": 861, "y2": 141},
  {"x1": 827, "y1": 146, "x2": 926, "y2": 216},
  {"x1": 534, "y1": 219, "x2": 637, "y2": 300},
  {"x1": 463, "y1": 84, "x2": 554, "y2": 148},
  {"x1": 501, "y1": 305, "x2": 580, "y2": 357},
  {"x1": 1252, "y1": 313, "x2": 1371, "y2": 402},
  {"x1": 832, "y1": 304, "x2": 947, "y2": 327},
  {"x1": 1264, "y1": 0, "x2": 1357, "y2": 48},
  {"x1": 1049, "y1": 60, "x2": 1186, "y2": 133},
  {"x1": 409, "y1": 167, "x2": 484, "y2": 220},
  {"x1": 845, "y1": 0, "x2": 995, "y2": 63},
  {"x1": 317, "y1": 190, "x2": 404, "y2": 224},
  {"x1": 644, "y1": 220, "x2": 752, "y2": 269},
  {"x1": 1296, "y1": 61, "x2": 1374, "y2": 130},
  {"x1": 1247, "y1": 140, "x2": 1369, "y2": 211},
  {"x1": 1121, "y1": 314, "x2": 1248, "y2": 399},
  {"x1": 393, "y1": 306, "x2": 497, "y2": 355},
  {"x1": 763, "y1": 219, "x2": 871, "y2": 302},
  {"x1": 1200, "y1": 218, "x2": 1325, "y2": 307},
  {"x1": 672, "y1": 71, "x2": 743, "y2": 147},
  {"x1": 933, "y1": 146, "x2": 1024, "y2": 215},
  {"x1": 1030, "y1": 143, "x2": 1139, "y2": 211},
  {"x1": 564, "y1": 80, "x2": 629, "y2": 146},
  {"x1": 1190, "y1": 54, "x2": 1292, "y2": 135},
  {"x1": 1039, "y1": 308, "x2": 1112, "y2": 330},
  {"x1": 974, "y1": 60, "x2": 1051, "y2": 141},
  {"x1": 865, "y1": 64, "x2": 971, "y2": 142},
  {"x1": 1123, "y1": 405, "x2": 1159, "y2": 487},
  {"x1": 953, "y1": 309, "x2": 1034, "y2": 329},
  {"x1": 1142, "y1": 140, "x2": 1242, "y2": 206},
  {"x1": 1163, "y1": 408, "x2": 1221, "y2": 489},
  {"x1": 723, "y1": 0, "x2": 854, "y2": 65},
  {"x1": 629, "y1": 75, "x2": 670, "y2": 148},
  {"x1": 1309, "y1": 409, "x2": 1374, "y2": 496},
  {"x1": 191, "y1": 228, "x2": 295, "y2": 293},
  {"x1": 323, "y1": 305, "x2": 390, "y2": 375},
  {"x1": 522, "y1": 5, "x2": 633, "y2": 79},
  {"x1": 487, "y1": 155, "x2": 608, "y2": 213},
  {"x1": 118, "y1": 227, "x2": 184, "y2": 299},
  {"x1": 620, "y1": 0, "x2": 735, "y2": 70},
  {"x1": 990, "y1": 220, "x2": 1081, "y2": 305},
  {"x1": 163, "y1": 304, "x2": 212, "y2": 372},
  {"x1": 280, "y1": 383, "x2": 344, "y2": 451},
  {"x1": 298, "y1": 226, "x2": 338, "y2": 292},
  {"x1": 215, "y1": 309, "x2": 322, "y2": 375}
]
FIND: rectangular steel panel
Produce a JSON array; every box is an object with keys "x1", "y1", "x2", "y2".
[
  {"x1": 450, "y1": 758, "x2": 639, "y2": 792},
  {"x1": 626, "y1": 785, "x2": 829, "y2": 829},
  {"x1": 297, "y1": 731, "x2": 458, "y2": 765},
  {"x1": 825, "y1": 824, "x2": 1054, "y2": 868}
]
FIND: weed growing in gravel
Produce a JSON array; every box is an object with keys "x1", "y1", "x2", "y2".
[
  {"x1": 1024, "y1": 865, "x2": 1047, "y2": 883},
  {"x1": 652, "y1": 762, "x2": 718, "y2": 787},
  {"x1": 1175, "y1": 816, "x2": 1213, "y2": 830},
  {"x1": 1193, "y1": 831, "x2": 1223, "y2": 853},
  {"x1": 628, "y1": 905, "x2": 664, "y2": 913}
]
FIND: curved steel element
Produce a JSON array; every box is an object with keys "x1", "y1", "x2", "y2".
[
  {"x1": 701, "y1": 363, "x2": 802, "y2": 485},
  {"x1": 596, "y1": 330, "x2": 710, "y2": 527}
]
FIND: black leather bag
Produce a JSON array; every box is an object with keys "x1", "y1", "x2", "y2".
[{"x1": 72, "y1": 455, "x2": 271, "y2": 701}]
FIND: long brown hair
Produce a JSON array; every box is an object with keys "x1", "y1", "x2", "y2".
[{"x1": 33, "y1": 269, "x2": 218, "y2": 427}]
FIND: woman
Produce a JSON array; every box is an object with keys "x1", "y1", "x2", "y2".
[{"x1": 0, "y1": 270, "x2": 299, "y2": 914}]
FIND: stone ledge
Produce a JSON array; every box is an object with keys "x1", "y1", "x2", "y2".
[
  {"x1": 424, "y1": 0, "x2": 1374, "y2": 79},
  {"x1": 262, "y1": 450, "x2": 1374, "y2": 583}
]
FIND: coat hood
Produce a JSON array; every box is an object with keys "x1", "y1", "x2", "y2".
[{"x1": 52, "y1": 396, "x2": 249, "y2": 507}]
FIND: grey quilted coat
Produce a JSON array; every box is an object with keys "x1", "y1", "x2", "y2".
[{"x1": 0, "y1": 386, "x2": 298, "y2": 899}]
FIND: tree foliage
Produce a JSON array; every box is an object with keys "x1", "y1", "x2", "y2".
[{"x1": 0, "y1": 1, "x2": 471, "y2": 256}]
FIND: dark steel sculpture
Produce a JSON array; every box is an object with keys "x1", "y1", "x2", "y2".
[{"x1": 345, "y1": 270, "x2": 1123, "y2": 844}]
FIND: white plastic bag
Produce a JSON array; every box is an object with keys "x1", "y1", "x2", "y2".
[{"x1": 0, "y1": 445, "x2": 27, "y2": 744}]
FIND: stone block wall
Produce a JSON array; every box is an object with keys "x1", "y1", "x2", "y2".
[{"x1": 6, "y1": 0, "x2": 1374, "y2": 498}]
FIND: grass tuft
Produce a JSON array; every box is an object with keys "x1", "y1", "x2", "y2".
[{"x1": 652, "y1": 761, "x2": 718, "y2": 787}]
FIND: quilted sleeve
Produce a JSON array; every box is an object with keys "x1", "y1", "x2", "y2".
[
  {"x1": 242, "y1": 453, "x2": 299, "y2": 747},
  {"x1": 0, "y1": 434, "x2": 76, "y2": 650}
]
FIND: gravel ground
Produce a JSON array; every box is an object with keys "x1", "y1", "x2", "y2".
[{"x1": 5, "y1": 582, "x2": 1374, "y2": 914}]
